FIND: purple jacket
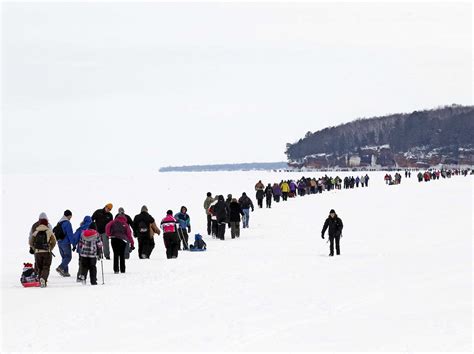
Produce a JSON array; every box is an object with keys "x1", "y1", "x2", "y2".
[
  {"x1": 289, "y1": 181, "x2": 297, "y2": 192},
  {"x1": 272, "y1": 184, "x2": 282, "y2": 196}
]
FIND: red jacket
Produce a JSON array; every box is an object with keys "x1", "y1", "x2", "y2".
[
  {"x1": 105, "y1": 215, "x2": 134, "y2": 247},
  {"x1": 160, "y1": 215, "x2": 177, "y2": 233}
]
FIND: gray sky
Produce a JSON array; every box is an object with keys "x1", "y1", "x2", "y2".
[{"x1": 2, "y1": 1, "x2": 472, "y2": 173}]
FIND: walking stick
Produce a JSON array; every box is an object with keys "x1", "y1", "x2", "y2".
[
  {"x1": 100, "y1": 257, "x2": 105, "y2": 285},
  {"x1": 178, "y1": 228, "x2": 189, "y2": 250}
]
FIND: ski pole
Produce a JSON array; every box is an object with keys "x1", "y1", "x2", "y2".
[
  {"x1": 100, "y1": 257, "x2": 105, "y2": 285},
  {"x1": 179, "y1": 228, "x2": 189, "y2": 250}
]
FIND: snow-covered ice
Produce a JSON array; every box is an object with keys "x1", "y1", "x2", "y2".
[{"x1": 1, "y1": 171, "x2": 472, "y2": 351}]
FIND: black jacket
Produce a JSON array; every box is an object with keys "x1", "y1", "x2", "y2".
[
  {"x1": 92, "y1": 208, "x2": 113, "y2": 234},
  {"x1": 229, "y1": 202, "x2": 244, "y2": 222},
  {"x1": 264, "y1": 186, "x2": 273, "y2": 197},
  {"x1": 321, "y1": 215, "x2": 343, "y2": 237},
  {"x1": 238, "y1": 196, "x2": 254, "y2": 211},
  {"x1": 214, "y1": 199, "x2": 228, "y2": 223},
  {"x1": 133, "y1": 211, "x2": 155, "y2": 236},
  {"x1": 256, "y1": 189, "x2": 265, "y2": 200}
]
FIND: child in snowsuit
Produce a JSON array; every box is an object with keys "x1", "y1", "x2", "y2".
[{"x1": 78, "y1": 225, "x2": 103, "y2": 285}]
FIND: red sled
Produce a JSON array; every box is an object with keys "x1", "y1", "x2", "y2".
[
  {"x1": 21, "y1": 262, "x2": 40, "y2": 287},
  {"x1": 22, "y1": 281, "x2": 40, "y2": 288}
]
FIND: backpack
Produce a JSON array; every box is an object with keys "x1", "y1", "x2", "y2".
[
  {"x1": 137, "y1": 221, "x2": 149, "y2": 236},
  {"x1": 110, "y1": 221, "x2": 127, "y2": 239},
  {"x1": 33, "y1": 230, "x2": 49, "y2": 251},
  {"x1": 53, "y1": 221, "x2": 66, "y2": 240}
]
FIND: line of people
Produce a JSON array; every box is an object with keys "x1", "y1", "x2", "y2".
[
  {"x1": 28, "y1": 204, "x2": 197, "y2": 287},
  {"x1": 417, "y1": 168, "x2": 471, "y2": 182},
  {"x1": 204, "y1": 193, "x2": 255, "y2": 240}
]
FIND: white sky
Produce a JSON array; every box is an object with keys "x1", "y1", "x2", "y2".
[{"x1": 1, "y1": 1, "x2": 472, "y2": 173}]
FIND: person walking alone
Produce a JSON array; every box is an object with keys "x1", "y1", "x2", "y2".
[{"x1": 321, "y1": 209, "x2": 344, "y2": 256}]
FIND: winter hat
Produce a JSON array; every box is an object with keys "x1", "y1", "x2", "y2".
[
  {"x1": 64, "y1": 209, "x2": 72, "y2": 217},
  {"x1": 167, "y1": 210, "x2": 173, "y2": 215},
  {"x1": 329, "y1": 209, "x2": 336, "y2": 214},
  {"x1": 39, "y1": 212, "x2": 48, "y2": 220},
  {"x1": 227, "y1": 194, "x2": 232, "y2": 199},
  {"x1": 105, "y1": 203, "x2": 113, "y2": 210},
  {"x1": 141, "y1": 205, "x2": 148, "y2": 213},
  {"x1": 207, "y1": 192, "x2": 212, "y2": 197},
  {"x1": 118, "y1": 207, "x2": 125, "y2": 214},
  {"x1": 82, "y1": 216, "x2": 93, "y2": 229},
  {"x1": 242, "y1": 192, "x2": 247, "y2": 197}
]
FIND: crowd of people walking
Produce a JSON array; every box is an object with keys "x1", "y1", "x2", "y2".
[{"x1": 26, "y1": 168, "x2": 470, "y2": 288}]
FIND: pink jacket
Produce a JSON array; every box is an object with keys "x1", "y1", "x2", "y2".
[
  {"x1": 160, "y1": 215, "x2": 177, "y2": 233},
  {"x1": 105, "y1": 215, "x2": 134, "y2": 247}
]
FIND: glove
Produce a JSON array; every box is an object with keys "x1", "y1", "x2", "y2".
[
  {"x1": 97, "y1": 253, "x2": 103, "y2": 260},
  {"x1": 321, "y1": 234, "x2": 325, "y2": 239},
  {"x1": 29, "y1": 247, "x2": 35, "y2": 255},
  {"x1": 251, "y1": 208, "x2": 254, "y2": 212},
  {"x1": 72, "y1": 246, "x2": 76, "y2": 252},
  {"x1": 187, "y1": 226, "x2": 191, "y2": 233},
  {"x1": 130, "y1": 246, "x2": 135, "y2": 251}
]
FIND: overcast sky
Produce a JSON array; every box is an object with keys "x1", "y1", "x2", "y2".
[{"x1": 2, "y1": 1, "x2": 472, "y2": 173}]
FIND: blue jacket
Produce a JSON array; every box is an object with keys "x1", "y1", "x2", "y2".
[
  {"x1": 72, "y1": 216, "x2": 93, "y2": 249},
  {"x1": 174, "y1": 212, "x2": 190, "y2": 230},
  {"x1": 58, "y1": 216, "x2": 75, "y2": 246}
]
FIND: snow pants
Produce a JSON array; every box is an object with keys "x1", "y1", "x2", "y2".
[
  {"x1": 282, "y1": 192, "x2": 288, "y2": 201},
  {"x1": 79, "y1": 256, "x2": 97, "y2": 285},
  {"x1": 207, "y1": 214, "x2": 212, "y2": 236},
  {"x1": 100, "y1": 233, "x2": 111, "y2": 259},
  {"x1": 163, "y1": 232, "x2": 179, "y2": 259},
  {"x1": 211, "y1": 219, "x2": 218, "y2": 236},
  {"x1": 266, "y1": 196, "x2": 272, "y2": 208},
  {"x1": 329, "y1": 235, "x2": 341, "y2": 255},
  {"x1": 257, "y1": 198, "x2": 263, "y2": 208},
  {"x1": 230, "y1": 222, "x2": 240, "y2": 238},
  {"x1": 138, "y1": 236, "x2": 155, "y2": 259},
  {"x1": 217, "y1": 222, "x2": 226, "y2": 240},
  {"x1": 111, "y1": 238, "x2": 126, "y2": 273},
  {"x1": 35, "y1": 252, "x2": 52, "y2": 282}
]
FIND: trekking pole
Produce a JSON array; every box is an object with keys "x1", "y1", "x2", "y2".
[
  {"x1": 100, "y1": 257, "x2": 105, "y2": 285},
  {"x1": 179, "y1": 228, "x2": 189, "y2": 250}
]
